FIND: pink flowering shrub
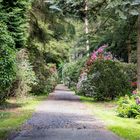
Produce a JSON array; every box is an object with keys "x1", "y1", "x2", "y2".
[
  {"x1": 77, "y1": 44, "x2": 136, "y2": 102},
  {"x1": 77, "y1": 60, "x2": 130, "y2": 100},
  {"x1": 86, "y1": 45, "x2": 113, "y2": 67},
  {"x1": 77, "y1": 45, "x2": 109, "y2": 90}
]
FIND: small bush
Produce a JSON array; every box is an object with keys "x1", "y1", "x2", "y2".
[
  {"x1": 10, "y1": 49, "x2": 37, "y2": 97},
  {"x1": 29, "y1": 46, "x2": 58, "y2": 94},
  {"x1": 62, "y1": 58, "x2": 86, "y2": 88},
  {"x1": 78, "y1": 60, "x2": 130, "y2": 101},
  {"x1": 31, "y1": 64, "x2": 58, "y2": 94},
  {"x1": 117, "y1": 95, "x2": 140, "y2": 119},
  {"x1": 45, "y1": 72, "x2": 58, "y2": 93},
  {"x1": 117, "y1": 62, "x2": 136, "y2": 84},
  {"x1": 28, "y1": 47, "x2": 51, "y2": 94}
]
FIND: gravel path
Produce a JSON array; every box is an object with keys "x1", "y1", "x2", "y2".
[{"x1": 11, "y1": 84, "x2": 122, "y2": 140}]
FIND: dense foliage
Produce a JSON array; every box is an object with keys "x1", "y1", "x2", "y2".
[
  {"x1": 1, "y1": 0, "x2": 30, "y2": 48},
  {"x1": 62, "y1": 58, "x2": 86, "y2": 88},
  {"x1": 63, "y1": 45, "x2": 137, "y2": 101},
  {"x1": 0, "y1": 22, "x2": 16, "y2": 102},
  {"x1": 117, "y1": 94, "x2": 140, "y2": 119},
  {"x1": 55, "y1": 0, "x2": 139, "y2": 62},
  {"x1": 11, "y1": 49, "x2": 37, "y2": 97},
  {"x1": 0, "y1": 0, "x2": 74, "y2": 103},
  {"x1": 0, "y1": 0, "x2": 31, "y2": 102},
  {"x1": 79, "y1": 60, "x2": 130, "y2": 101},
  {"x1": 27, "y1": 0, "x2": 75, "y2": 93},
  {"x1": 29, "y1": 47, "x2": 58, "y2": 94}
]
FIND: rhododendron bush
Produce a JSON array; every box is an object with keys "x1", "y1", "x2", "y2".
[
  {"x1": 78, "y1": 60, "x2": 130, "y2": 100},
  {"x1": 77, "y1": 45, "x2": 132, "y2": 101}
]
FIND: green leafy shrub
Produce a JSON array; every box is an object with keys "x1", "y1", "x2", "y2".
[
  {"x1": 78, "y1": 60, "x2": 130, "y2": 101},
  {"x1": 0, "y1": 0, "x2": 31, "y2": 102},
  {"x1": 10, "y1": 49, "x2": 37, "y2": 97},
  {"x1": 117, "y1": 62, "x2": 136, "y2": 84},
  {"x1": 44, "y1": 72, "x2": 58, "y2": 93},
  {"x1": 44, "y1": 64, "x2": 58, "y2": 93},
  {"x1": 28, "y1": 46, "x2": 48, "y2": 93},
  {"x1": 76, "y1": 46, "x2": 135, "y2": 101},
  {"x1": 117, "y1": 95, "x2": 140, "y2": 119},
  {"x1": 0, "y1": 22, "x2": 16, "y2": 103},
  {"x1": 28, "y1": 45, "x2": 58, "y2": 94},
  {"x1": 116, "y1": 62, "x2": 137, "y2": 91},
  {"x1": 62, "y1": 58, "x2": 86, "y2": 88},
  {"x1": 131, "y1": 50, "x2": 137, "y2": 63}
]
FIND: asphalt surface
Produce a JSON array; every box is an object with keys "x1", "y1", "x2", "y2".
[{"x1": 11, "y1": 84, "x2": 122, "y2": 140}]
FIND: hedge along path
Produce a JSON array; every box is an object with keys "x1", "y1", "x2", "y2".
[{"x1": 11, "y1": 84, "x2": 122, "y2": 140}]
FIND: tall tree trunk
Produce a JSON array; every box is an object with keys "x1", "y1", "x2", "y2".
[
  {"x1": 85, "y1": 0, "x2": 89, "y2": 56},
  {"x1": 127, "y1": 38, "x2": 131, "y2": 63},
  {"x1": 137, "y1": 13, "x2": 140, "y2": 90}
]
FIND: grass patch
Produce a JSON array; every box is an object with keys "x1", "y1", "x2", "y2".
[
  {"x1": 80, "y1": 96, "x2": 140, "y2": 140},
  {"x1": 0, "y1": 95, "x2": 47, "y2": 140}
]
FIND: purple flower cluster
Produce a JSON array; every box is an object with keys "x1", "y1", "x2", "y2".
[
  {"x1": 136, "y1": 97, "x2": 140, "y2": 105},
  {"x1": 132, "y1": 90, "x2": 140, "y2": 105},
  {"x1": 132, "y1": 90, "x2": 137, "y2": 95},
  {"x1": 91, "y1": 44, "x2": 112, "y2": 61}
]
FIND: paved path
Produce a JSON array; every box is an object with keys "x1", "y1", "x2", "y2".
[{"x1": 11, "y1": 85, "x2": 122, "y2": 140}]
